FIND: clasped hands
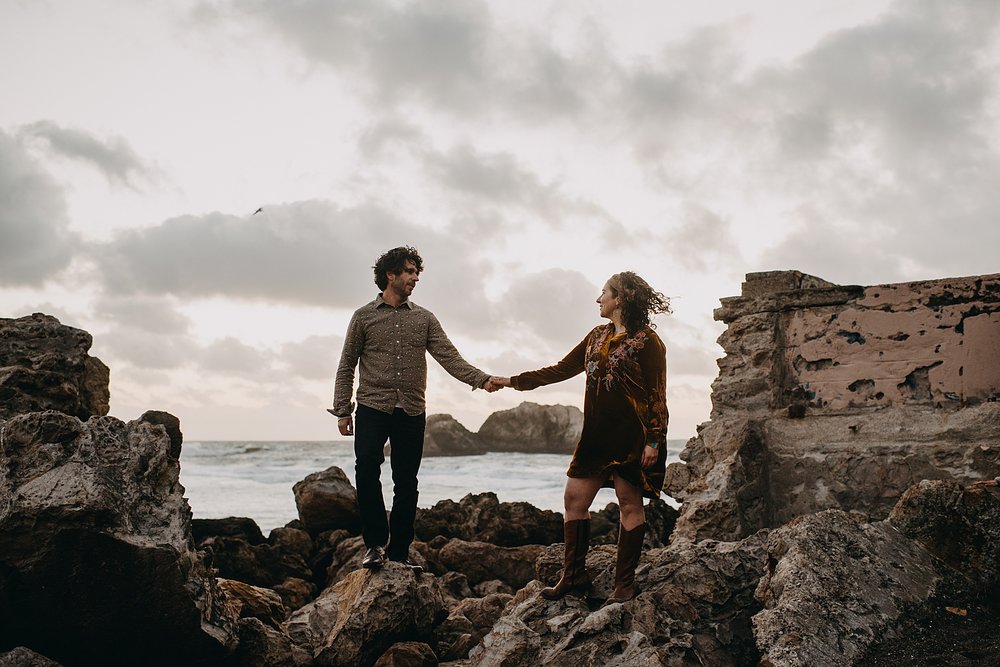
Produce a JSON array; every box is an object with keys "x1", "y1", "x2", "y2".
[{"x1": 482, "y1": 376, "x2": 511, "y2": 393}]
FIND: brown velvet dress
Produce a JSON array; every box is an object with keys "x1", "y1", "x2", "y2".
[{"x1": 511, "y1": 323, "x2": 668, "y2": 499}]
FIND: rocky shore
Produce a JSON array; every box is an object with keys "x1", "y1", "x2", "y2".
[{"x1": 2, "y1": 270, "x2": 999, "y2": 666}]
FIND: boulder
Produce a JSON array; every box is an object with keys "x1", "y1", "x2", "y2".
[
  {"x1": 273, "y1": 577, "x2": 317, "y2": 613},
  {"x1": 856, "y1": 481, "x2": 1000, "y2": 665},
  {"x1": 293, "y1": 466, "x2": 361, "y2": 536},
  {"x1": 753, "y1": 510, "x2": 939, "y2": 666},
  {"x1": 0, "y1": 410, "x2": 236, "y2": 665},
  {"x1": 285, "y1": 563, "x2": 447, "y2": 667},
  {"x1": 200, "y1": 534, "x2": 312, "y2": 589},
  {"x1": 423, "y1": 414, "x2": 484, "y2": 456},
  {"x1": 415, "y1": 492, "x2": 563, "y2": 547},
  {"x1": 192, "y1": 516, "x2": 266, "y2": 545},
  {"x1": 0, "y1": 313, "x2": 110, "y2": 420},
  {"x1": 423, "y1": 539, "x2": 544, "y2": 590},
  {"x1": 373, "y1": 641, "x2": 439, "y2": 667},
  {"x1": 889, "y1": 479, "x2": 1000, "y2": 593},
  {"x1": 217, "y1": 578, "x2": 287, "y2": 627},
  {"x1": 435, "y1": 571, "x2": 475, "y2": 607},
  {"x1": 0, "y1": 647, "x2": 63, "y2": 666},
  {"x1": 476, "y1": 402, "x2": 582, "y2": 454},
  {"x1": 231, "y1": 617, "x2": 312, "y2": 667}
]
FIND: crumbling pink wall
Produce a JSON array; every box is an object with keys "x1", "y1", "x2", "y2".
[
  {"x1": 784, "y1": 275, "x2": 1000, "y2": 411},
  {"x1": 713, "y1": 271, "x2": 1000, "y2": 417}
]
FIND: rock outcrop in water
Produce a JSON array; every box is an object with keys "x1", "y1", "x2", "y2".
[{"x1": 423, "y1": 402, "x2": 583, "y2": 456}]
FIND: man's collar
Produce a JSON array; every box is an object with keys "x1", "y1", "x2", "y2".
[{"x1": 373, "y1": 293, "x2": 413, "y2": 309}]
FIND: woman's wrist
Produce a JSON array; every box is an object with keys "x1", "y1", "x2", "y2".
[{"x1": 646, "y1": 442, "x2": 659, "y2": 450}]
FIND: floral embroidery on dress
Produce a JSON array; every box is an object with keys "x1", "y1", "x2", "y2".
[{"x1": 586, "y1": 326, "x2": 648, "y2": 390}]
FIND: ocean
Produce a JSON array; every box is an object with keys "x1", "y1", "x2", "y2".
[{"x1": 179, "y1": 439, "x2": 687, "y2": 534}]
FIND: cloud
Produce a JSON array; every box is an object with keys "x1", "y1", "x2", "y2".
[
  {"x1": 90, "y1": 199, "x2": 503, "y2": 338},
  {"x1": 206, "y1": 0, "x2": 492, "y2": 109},
  {"x1": 94, "y1": 201, "x2": 462, "y2": 304},
  {"x1": 199, "y1": 337, "x2": 274, "y2": 376},
  {"x1": 279, "y1": 334, "x2": 342, "y2": 381},
  {"x1": 99, "y1": 327, "x2": 199, "y2": 371},
  {"x1": 496, "y1": 268, "x2": 601, "y2": 351},
  {"x1": 669, "y1": 204, "x2": 742, "y2": 273},
  {"x1": 665, "y1": 341, "x2": 718, "y2": 377},
  {"x1": 19, "y1": 121, "x2": 153, "y2": 188},
  {"x1": 0, "y1": 129, "x2": 77, "y2": 286},
  {"x1": 747, "y1": 1, "x2": 1000, "y2": 281},
  {"x1": 95, "y1": 296, "x2": 192, "y2": 335},
  {"x1": 197, "y1": 0, "x2": 603, "y2": 120}
]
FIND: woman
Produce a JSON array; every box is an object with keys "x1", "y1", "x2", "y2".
[{"x1": 495, "y1": 271, "x2": 670, "y2": 603}]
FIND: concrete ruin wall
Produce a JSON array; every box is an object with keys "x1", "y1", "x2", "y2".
[{"x1": 665, "y1": 271, "x2": 1000, "y2": 542}]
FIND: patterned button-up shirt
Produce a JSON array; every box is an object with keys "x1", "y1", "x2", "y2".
[{"x1": 332, "y1": 294, "x2": 490, "y2": 417}]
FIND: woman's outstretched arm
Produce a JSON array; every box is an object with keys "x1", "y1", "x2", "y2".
[{"x1": 507, "y1": 331, "x2": 592, "y2": 391}]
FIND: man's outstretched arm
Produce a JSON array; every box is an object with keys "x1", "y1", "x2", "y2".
[{"x1": 425, "y1": 314, "x2": 491, "y2": 390}]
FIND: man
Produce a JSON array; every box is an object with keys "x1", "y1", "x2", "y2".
[{"x1": 331, "y1": 246, "x2": 499, "y2": 571}]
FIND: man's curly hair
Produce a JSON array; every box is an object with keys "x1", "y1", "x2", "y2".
[
  {"x1": 373, "y1": 246, "x2": 424, "y2": 290},
  {"x1": 608, "y1": 271, "x2": 671, "y2": 334}
]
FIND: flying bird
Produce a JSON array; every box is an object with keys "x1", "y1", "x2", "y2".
[{"x1": 253, "y1": 207, "x2": 263, "y2": 215}]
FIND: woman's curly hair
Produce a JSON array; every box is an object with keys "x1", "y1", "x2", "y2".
[
  {"x1": 373, "y1": 246, "x2": 423, "y2": 290},
  {"x1": 608, "y1": 271, "x2": 671, "y2": 334}
]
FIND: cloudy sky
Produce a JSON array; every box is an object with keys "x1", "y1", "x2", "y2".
[{"x1": 2, "y1": 0, "x2": 998, "y2": 441}]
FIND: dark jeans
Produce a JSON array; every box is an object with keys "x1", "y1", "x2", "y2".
[{"x1": 354, "y1": 404, "x2": 426, "y2": 559}]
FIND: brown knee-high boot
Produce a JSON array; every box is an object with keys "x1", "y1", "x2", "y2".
[
  {"x1": 606, "y1": 522, "x2": 646, "y2": 604},
  {"x1": 541, "y1": 519, "x2": 591, "y2": 600}
]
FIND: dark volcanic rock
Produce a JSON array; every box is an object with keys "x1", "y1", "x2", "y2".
[
  {"x1": 139, "y1": 410, "x2": 183, "y2": 459},
  {"x1": 414, "y1": 492, "x2": 563, "y2": 547},
  {"x1": 0, "y1": 313, "x2": 110, "y2": 420},
  {"x1": 476, "y1": 402, "x2": 582, "y2": 453},
  {"x1": 419, "y1": 539, "x2": 543, "y2": 590},
  {"x1": 0, "y1": 410, "x2": 236, "y2": 665},
  {"x1": 192, "y1": 517, "x2": 266, "y2": 545},
  {"x1": 373, "y1": 641, "x2": 438, "y2": 667},
  {"x1": 753, "y1": 510, "x2": 939, "y2": 666},
  {"x1": 199, "y1": 534, "x2": 312, "y2": 589},
  {"x1": 0, "y1": 647, "x2": 63, "y2": 666},
  {"x1": 293, "y1": 466, "x2": 361, "y2": 536},
  {"x1": 423, "y1": 414, "x2": 483, "y2": 456},
  {"x1": 889, "y1": 480, "x2": 1000, "y2": 594},
  {"x1": 285, "y1": 563, "x2": 447, "y2": 667},
  {"x1": 231, "y1": 617, "x2": 311, "y2": 667},
  {"x1": 217, "y1": 578, "x2": 287, "y2": 627}
]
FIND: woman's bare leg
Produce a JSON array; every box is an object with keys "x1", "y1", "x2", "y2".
[
  {"x1": 563, "y1": 476, "x2": 605, "y2": 520},
  {"x1": 612, "y1": 473, "x2": 646, "y2": 530}
]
